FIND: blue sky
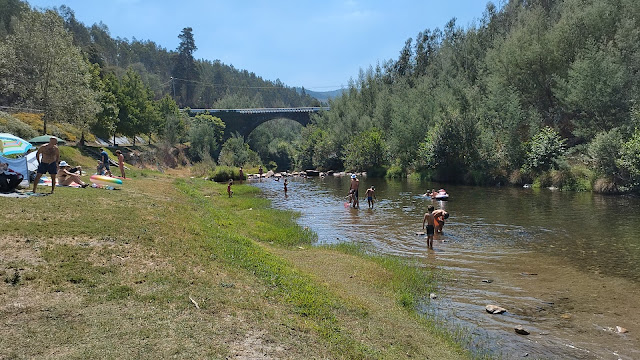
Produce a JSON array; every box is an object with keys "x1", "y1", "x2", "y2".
[{"x1": 27, "y1": 0, "x2": 492, "y2": 91}]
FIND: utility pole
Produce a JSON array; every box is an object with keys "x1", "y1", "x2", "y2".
[{"x1": 170, "y1": 76, "x2": 176, "y2": 99}]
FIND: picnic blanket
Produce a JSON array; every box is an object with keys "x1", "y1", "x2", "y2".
[
  {"x1": 39, "y1": 176, "x2": 83, "y2": 188},
  {"x1": 0, "y1": 191, "x2": 48, "y2": 198}
]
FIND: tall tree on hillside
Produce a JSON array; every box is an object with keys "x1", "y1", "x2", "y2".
[
  {"x1": 0, "y1": 9, "x2": 98, "y2": 134},
  {"x1": 172, "y1": 27, "x2": 199, "y2": 107},
  {"x1": 115, "y1": 68, "x2": 157, "y2": 145}
]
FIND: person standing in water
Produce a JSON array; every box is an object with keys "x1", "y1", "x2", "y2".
[
  {"x1": 349, "y1": 174, "x2": 360, "y2": 208},
  {"x1": 284, "y1": 178, "x2": 288, "y2": 194},
  {"x1": 364, "y1": 186, "x2": 376, "y2": 209},
  {"x1": 32, "y1": 137, "x2": 60, "y2": 194},
  {"x1": 258, "y1": 165, "x2": 263, "y2": 181},
  {"x1": 422, "y1": 205, "x2": 447, "y2": 250}
]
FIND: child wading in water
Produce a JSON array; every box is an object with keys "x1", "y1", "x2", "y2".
[
  {"x1": 365, "y1": 186, "x2": 376, "y2": 208},
  {"x1": 227, "y1": 179, "x2": 233, "y2": 198},
  {"x1": 284, "y1": 178, "x2": 288, "y2": 193}
]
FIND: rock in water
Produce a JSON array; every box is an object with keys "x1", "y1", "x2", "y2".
[
  {"x1": 485, "y1": 305, "x2": 507, "y2": 314},
  {"x1": 616, "y1": 326, "x2": 628, "y2": 334},
  {"x1": 514, "y1": 325, "x2": 530, "y2": 335},
  {"x1": 429, "y1": 293, "x2": 437, "y2": 299}
]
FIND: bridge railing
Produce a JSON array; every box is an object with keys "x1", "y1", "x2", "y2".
[{"x1": 185, "y1": 107, "x2": 330, "y2": 114}]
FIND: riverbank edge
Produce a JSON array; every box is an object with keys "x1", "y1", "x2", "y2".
[{"x1": 177, "y1": 178, "x2": 471, "y2": 359}]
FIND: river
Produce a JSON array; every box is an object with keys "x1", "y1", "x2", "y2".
[{"x1": 251, "y1": 175, "x2": 640, "y2": 359}]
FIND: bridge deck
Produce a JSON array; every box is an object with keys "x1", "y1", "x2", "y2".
[{"x1": 187, "y1": 107, "x2": 330, "y2": 114}]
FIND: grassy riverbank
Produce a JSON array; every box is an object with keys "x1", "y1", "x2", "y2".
[{"x1": 1, "y1": 150, "x2": 468, "y2": 359}]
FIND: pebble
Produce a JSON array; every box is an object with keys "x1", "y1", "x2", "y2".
[
  {"x1": 482, "y1": 279, "x2": 493, "y2": 283},
  {"x1": 616, "y1": 326, "x2": 628, "y2": 334},
  {"x1": 429, "y1": 293, "x2": 437, "y2": 300},
  {"x1": 485, "y1": 304, "x2": 507, "y2": 314},
  {"x1": 515, "y1": 325, "x2": 530, "y2": 335}
]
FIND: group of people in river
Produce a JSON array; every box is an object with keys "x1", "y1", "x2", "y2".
[
  {"x1": 344, "y1": 173, "x2": 449, "y2": 249},
  {"x1": 346, "y1": 174, "x2": 376, "y2": 209}
]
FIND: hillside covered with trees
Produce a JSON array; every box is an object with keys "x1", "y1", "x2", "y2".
[
  {"x1": 0, "y1": 0, "x2": 318, "y2": 162},
  {"x1": 303, "y1": 0, "x2": 640, "y2": 193}
]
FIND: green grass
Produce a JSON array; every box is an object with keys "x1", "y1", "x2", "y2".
[
  {"x1": 1, "y1": 168, "x2": 468, "y2": 359},
  {"x1": 176, "y1": 179, "x2": 375, "y2": 357}
]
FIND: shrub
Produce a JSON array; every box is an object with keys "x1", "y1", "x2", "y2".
[
  {"x1": 385, "y1": 164, "x2": 405, "y2": 179},
  {"x1": 523, "y1": 127, "x2": 566, "y2": 174},
  {"x1": 589, "y1": 129, "x2": 623, "y2": 179},
  {"x1": 0, "y1": 112, "x2": 38, "y2": 140},
  {"x1": 210, "y1": 166, "x2": 242, "y2": 182}
]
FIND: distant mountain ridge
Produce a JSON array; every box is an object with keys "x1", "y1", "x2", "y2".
[{"x1": 295, "y1": 87, "x2": 345, "y2": 103}]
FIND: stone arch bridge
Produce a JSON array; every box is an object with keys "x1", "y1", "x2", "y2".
[{"x1": 187, "y1": 107, "x2": 330, "y2": 139}]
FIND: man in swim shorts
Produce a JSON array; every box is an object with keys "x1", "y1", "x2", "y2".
[
  {"x1": 422, "y1": 205, "x2": 447, "y2": 250},
  {"x1": 349, "y1": 174, "x2": 360, "y2": 208},
  {"x1": 32, "y1": 137, "x2": 60, "y2": 194}
]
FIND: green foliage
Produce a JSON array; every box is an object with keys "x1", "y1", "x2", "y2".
[
  {"x1": 294, "y1": 125, "x2": 325, "y2": 170},
  {"x1": 0, "y1": 111, "x2": 38, "y2": 139},
  {"x1": 523, "y1": 127, "x2": 566, "y2": 175},
  {"x1": 188, "y1": 114, "x2": 225, "y2": 161},
  {"x1": 588, "y1": 128, "x2": 624, "y2": 179},
  {"x1": 342, "y1": 128, "x2": 389, "y2": 174},
  {"x1": 217, "y1": 134, "x2": 259, "y2": 167},
  {"x1": 419, "y1": 113, "x2": 481, "y2": 182},
  {"x1": 0, "y1": 9, "x2": 99, "y2": 134},
  {"x1": 209, "y1": 166, "x2": 241, "y2": 182},
  {"x1": 618, "y1": 129, "x2": 640, "y2": 188},
  {"x1": 385, "y1": 164, "x2": 405, "y2": 179}
]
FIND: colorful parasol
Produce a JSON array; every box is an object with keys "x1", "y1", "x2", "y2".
[{"x1": 0, "y1": 133, "x2": 33, "y2": 156}]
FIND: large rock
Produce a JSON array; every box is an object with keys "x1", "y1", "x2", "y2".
[
  {"x1": 485, "y1": 304, "x2": 507, "y2": 314},
  {"x1": 514, "y1": 325, "x2": 530, "y2": 335}
]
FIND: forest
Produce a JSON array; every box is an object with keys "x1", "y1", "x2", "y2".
[
  {"x1": 306, "y1": 0, "x2": 640, "y2": 193},
  {"x1": 1, "y1": 0, "x2": 640, "y2": 192}
]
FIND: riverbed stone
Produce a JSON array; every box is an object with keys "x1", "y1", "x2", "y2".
[
  {"x1": 616, "y1": 326, "x2": 628, "y2": 334},
  {"x1": 485, "y1": 304, "x2": 507, "y2": 314},
  {"x1": 514, "y1": 325, "x2": 530, "y2": 335},
  {"x1": 429, "y1": 293, "x2": 437, "y2": 299}
]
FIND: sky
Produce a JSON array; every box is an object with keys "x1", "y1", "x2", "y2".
[{"x1": 27, "y1": 0, "x2": 492, "y2": 92}]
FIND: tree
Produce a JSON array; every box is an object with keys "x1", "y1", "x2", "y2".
[
  {"x1": 343, "y1": 128, "x2": 389, "y2": 174},
  {"x1": 218, "y1": 133, "x2": 258, "y2": 167},
  {"x1": 172, "y1": 27, "x2": 199, "y2": 107},
  {"x1": 115, "y1": 68, "x2": 156, "y2": 144},
  {"x1": 188, "y1": 113, "x2": 225, "y2": 161},
  {"x1": 0, "y1": 10, "x2": 98, "y2": 134},
  {"x1": 91, "y1": 71, "x2": 119, "y2": 141}
]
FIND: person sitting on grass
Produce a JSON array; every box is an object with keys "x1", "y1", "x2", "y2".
[
  {"x1": 0, "y1": 161, "x2": 23, "y2": 193},
  {"x1": 57, "y1": 161, "x2": 89, "y2": 188}
]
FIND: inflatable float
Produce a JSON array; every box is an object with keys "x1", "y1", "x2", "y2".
[
  {"x1": 434, "y1": 193, "x2": 449, "y2": 200},
  {"x1": 90, "y1": 174, "x2": 123, "y2": 188}
]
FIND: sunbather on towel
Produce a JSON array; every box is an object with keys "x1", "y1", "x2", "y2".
[{"x1": 57, "y1": 161, "x2": 89, "y2": 188}]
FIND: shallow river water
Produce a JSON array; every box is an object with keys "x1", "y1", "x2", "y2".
[{"x1": 252, "y1": 176, "x2": 640, "y2": 359}]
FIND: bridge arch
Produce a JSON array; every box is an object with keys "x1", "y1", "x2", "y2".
[{"x1": 187, "y1": 107, "x2": 329, "y2": 139}]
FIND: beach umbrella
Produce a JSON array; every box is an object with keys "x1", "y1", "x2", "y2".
[
  {"x1": 28, "y1": 135, "x2": 67, "y2": 145},
  {"x1": 0, "y1": 133, "x2": 33, "y2": 156}
]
